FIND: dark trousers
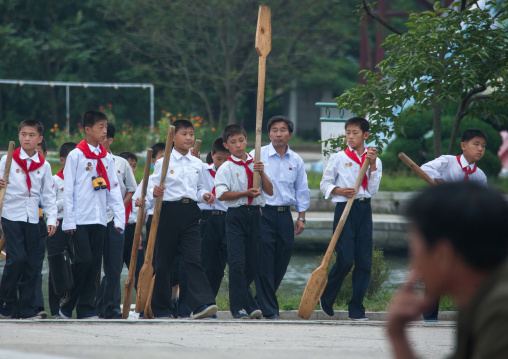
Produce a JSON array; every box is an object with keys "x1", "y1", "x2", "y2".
[
  {"x1": 321, "y1": 201, "x2": 373, "y2": 318},
  {"x1": 151, "y1": 201, "x2": 214, "y2": 317},
  {"x1": 174, "y1": 253, "x2": 191, "y2": 318},
  {"x1": 97, "y1": 221, "x2": 125, "y2": 318},
  {"x1": 60, "y1": 224, "x2": 105, "y2": 318},
  {"x1": 226, "y1": 206, "x2": 261, "y2": 313},
  {"x1": 123, "y1": 223, "x2": 144, "y2": 290},
  {"x1": 423, "y1": 297, "x2": 440, "y2": 320},
  {"x1": 200, "y1": 211, "x2": 227, "y2": 297},
  {"x1": 255, "y1": 207, "x2": 294, "y2": 316},
  {"x1": 0, "y1": 218, "x2": 39, "y2": 318},
  {"x1": 47, "y1": 221, "x2": 72, "y2": 316},
  {"x1": 34, "y1": 218, "x2": 47, "y2": 311}
]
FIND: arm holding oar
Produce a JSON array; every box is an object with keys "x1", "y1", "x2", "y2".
[
  {"x1": 298, "y1": 158, "x2": 371, "y2": 319},
  {"x1": 135, "y1": 126, "x2": 175, "y2": 313},
  {"x1": 398, "y1": 153, "x2": 436, "y2": 186},
  {"x1": 192, "y1": 139, "x2": 202, "y2": 159},
  {"x1": 122, "y1": 148, "x2": 153, "y2": 319},
  {"x1": 0, "y1": 142, "x2": 15, "y2": 259}
]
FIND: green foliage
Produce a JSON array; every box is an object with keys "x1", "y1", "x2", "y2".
[{"x1": 326, "y1": 1, "x2": 508, "y2": 155}]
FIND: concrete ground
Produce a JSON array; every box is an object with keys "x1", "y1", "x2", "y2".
[{"x1": 0, "y1": 319, "x2": 456, "y2": 359}]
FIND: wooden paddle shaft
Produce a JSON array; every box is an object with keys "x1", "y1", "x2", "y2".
[
  {"x1": 321, "y1": 159, "x2": 371, "y2": 269},
  {"x1": 193, "y1": 140, "x2": 202, "y2": 159},
  {"x1": 398, "y1": 152, "x2": 437, "y2": 186},
  {"x1": 253, "y1": 6, "x2": 271, "y2": 189},
  {"x1": 136, "y1": 126, "x2": 175, "y2": 312},
  {"x1": 122, "y1": 148, "x2": 153, "y2": 319},
  {"x1": 0, "y1": 142, "x2": 15, "y2": 217}
]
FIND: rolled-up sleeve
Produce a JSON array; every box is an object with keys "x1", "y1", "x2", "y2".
[
  {"x1": 214, "y1": 163, "x2": 231, "y2": 200},
  {"x1": 367, "y1": 158, "x2": 382, "y2": 197}
]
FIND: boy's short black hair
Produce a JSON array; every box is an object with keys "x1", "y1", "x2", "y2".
[
  {"x1": 345, "y1": 117, "x2": 369, "y2": 133},
  {"x1": 267, "y1": 115, "x2": 294, "y2": 133},
  {"x1": 106, "y1": 122, "x2": 116, "y2": 139},
  {"x1": 205, "y1": 151, "x2": 213, "y2": 164},
  {"x1": 222, "y1": 125, "x2": 247, "y2": 143},
  {"x1": 119, "y1": 152, "x2": 137, "y2": 162},
  {"x1": 82, "y1": 110, "x2": 108, "y2": 129},
  {"x1": 406, "y1": 182, "x2": 508, "y2": 270},
  {"x1": 151, "y1": 142, "x2": 166, "y2": 159},
  {"x1": 59, "y1": 142, "x2": 77, "y2": 159},
  {"x1": 211, "y1": 137, "x2": 229, "y2": 154},
  {"x1": 461, "y1": 129, "x2": 488, "y2": 143},
  {"x1": 36, "y1": 139, "x2": 47, "y2": 153},
  {"x1": 173, "y1": 119, "x2": 194, "y2": 134},
  {"x1": 18, "y1": 120, "x2": 44, "y2": 135}
]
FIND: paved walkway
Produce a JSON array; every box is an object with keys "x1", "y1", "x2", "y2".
[{"x1": 0, "y1": 319, "x2": 455, "y2": 359}]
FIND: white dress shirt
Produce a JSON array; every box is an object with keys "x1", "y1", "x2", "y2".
[
  {"x1": 421, "y1": 154, "x2": 487, "y2": 186},
  {"x1": 320, "y1": 147, "x2": 382, "y2": 203},
  {"x1": 106, "y1": 154, "x2": 137, "y2": 223},
  {"x1": 53, "y1": 174, "x2": 65, "y2": 220},
  {"x1": 250, "y1": 143, "x2": 310, "y2": 212},
  {"x1": 147, "y1": 149, "x2": 208, "y2": 203},
  {"x1": 0, "y1": 148, "x2": 57, "y2": 226},
  {"x1": 132, "y1": 178, "x2": 156, "y2": 221},
  {"x1": 62, "y1": 143, "x2": 125, "y2": 231},
  {"x1": 198, "y1": 163, "x2": 228, "y2": 212},
  {"x1": 214, "y1": 153, "x2": 269, "y2": 208}
]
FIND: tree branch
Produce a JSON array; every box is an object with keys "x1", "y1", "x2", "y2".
[{"x1": 362, "y1": 0, "x2": 403, "y2": 35}]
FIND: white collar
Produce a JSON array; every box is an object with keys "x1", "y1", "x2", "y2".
[
  {"x1": 268, "y1": 142, "x2": 291, "y2": 158},
  {"x1": 87, "y1": 143, "x2": 101, "y2": 154},
  {"x1": 207, "y1": 163, "x2": 217, "y2": 171},
  {"x1": 459, "y1": 154, "x2": 475, "y2": 169},
  {"x1": 348, "y1": 146, "x2": 368, "y2": 156},
  {"x1": 19, "y1": 148, "x2": 40, "y2": 163},
  {"x1": 172, "y1": 148, "x2": 192, "y2": 160},
  {"x1": 231, "y1": 153, "x2": 252, "y2": 162}
]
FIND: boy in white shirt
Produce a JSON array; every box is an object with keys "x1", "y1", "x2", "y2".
[
  {"x1": 214, "y1": 124, "x2": 274, "y2": 319},
  {"x1": 419, "y1": 129, "x2": 488, "y2": 322},
  {"x1": 319, "y1": 117, "x2": 382, "y2": 320},
  {"x1": 48, "y1": 142, "x2": 76, "y2": 317},
  {"x1": 60, "y1": 110, "x2": 125, "y2": 319},
  {"x1": 0, "y1": 120, "x2": 57, "y2": 319},
  {"x1": 199, "y1": 137, "x2": 230, "y2": 298},
  {"x1": 147, "y1": 120, "x2": 217, "y2": 319}
]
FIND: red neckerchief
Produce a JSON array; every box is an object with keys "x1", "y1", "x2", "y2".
[
  {"x1": 56, "y1": 168, "x2": 64, "y2": 180},
  {"x1": 76, "y1": 140, "x2": 110, "y2": 191},
  {"x1": 456, "y1": 155, "x2": 477, "y2": 180},
  {"x1": 12, "y1": 148, "x2": 45, "y2": 197},
  {"x1": 344, "y1": 147, "x2": 368, "y2": 191},
  {"x1": 227, "y1": 155, "x2": 254, "y2": 205},
  {"x1": 125, "y1": 182, "x2": 138, "y2": 225},
  {"x1": 208, "y1": 165, "x2": 216, "y2": 196}
]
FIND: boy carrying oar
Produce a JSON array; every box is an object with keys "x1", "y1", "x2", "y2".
[{"x1": 319, "y1": 117, "x2": 382, "y2": 320}]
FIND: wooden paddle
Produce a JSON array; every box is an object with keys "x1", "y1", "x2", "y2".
[
  {"x1": 0, "y1": 141, "x2": 15, "y2": 261},
  {"x1": 143, "y1": 275, "x2": 155, "y2": 319},
  {"x1": 298, "y1": 159, "x2": 371, "y2": 319},
  {"x1": 252, "y1": 5, "x2": 271, "y2": 188},
  {"x1": 0, "y1": 141, "x2": 15, "y2": 217},
  {"x1": 135, "y1": 126, "x2": 175, "y2": 313},
  {"x1": 398, "y1": 153, "x2": 437, "y2": 186},
  {"x1": 192, "y1": 140, "x2": 202, "y2": 159},
  {"x1": 122, "y1": 148, "x2": 153, "y2": 319}
]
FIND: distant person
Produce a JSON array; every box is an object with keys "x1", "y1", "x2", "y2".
[
  {"x1": 250, "y1": 116, "x2": 310, "y2": 320},
  {"x1": 419, "y1": 129, "x2": 487, "y2": 321},
  {"x1": 319, "y1": 117, "x2": 382, "y2": 320},
  {"x1": 387, "y1": 182, "x2": 508, "y2": 359}
]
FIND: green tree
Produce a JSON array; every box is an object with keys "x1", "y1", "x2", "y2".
[{"x1": 328, "y1": 0, "x2": 508, "y2": 157}]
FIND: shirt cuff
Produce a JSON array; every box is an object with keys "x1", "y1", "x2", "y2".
[
  {"x1": 114, "y1": 217, "x2": 125, "y2": 231},
  {"x1": 324, "y1": 185, "x2": 335, "y2": 200},
  {"x1": 62, "y1": 219, "x2": 76, "y2": 231}
]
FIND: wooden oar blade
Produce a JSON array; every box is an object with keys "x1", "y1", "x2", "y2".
[
  {"x1": 135, "y1": 265, "x2": 154, "y2": 313},
  {"x1": 255, "y1": 6, "x2": 272, "y2": 57},
  {"x1": 122, "y1": 276, "x2": 134, "y2": 319},
  {"x1": 297, "y1": 266, "x2": 328, "y2": 319}
]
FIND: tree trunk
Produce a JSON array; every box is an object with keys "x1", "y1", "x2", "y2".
[{"x1": 432, "y1": 102, "x2": 443, "y2": 158}]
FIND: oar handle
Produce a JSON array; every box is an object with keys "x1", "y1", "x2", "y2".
[
  {"x1": 398, "y1": 152, "x2": 436, "y2": 186},
  {"x1": 193, "y1": 140, "x2": 202, "y2": 159},
  {"x1": 321, "y1": 159, "x2": 371, "y2": 268},
  {"x1": 0, "y1": 141, "x2": 15, "y2": 217}
]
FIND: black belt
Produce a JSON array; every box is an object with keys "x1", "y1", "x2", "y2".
[
  {"x1": 264, "y1": 205, "x2": 290, "y2": 212},
  {"x1": 203, "y1": 210, "x2": 226, "y2": 216},
  {"x1": 177, "y1": 198, "x2": 197, "y2": 204},
  {"x1": 354, "y1": 197, "x2": 371, "y2": 203}
]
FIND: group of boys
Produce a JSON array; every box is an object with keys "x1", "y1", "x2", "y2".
[{"x1": 0, "y1": 109, "x2": 499, "y2": 333}]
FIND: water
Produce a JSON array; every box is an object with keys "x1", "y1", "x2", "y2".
[{"x1": 0, "y1": 250, "x2": 409, "y2": 310}]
